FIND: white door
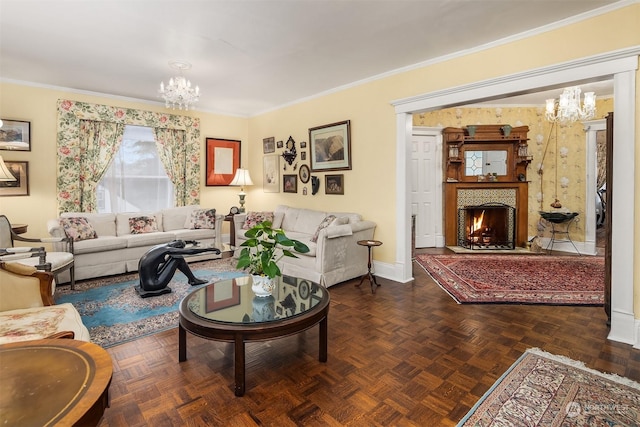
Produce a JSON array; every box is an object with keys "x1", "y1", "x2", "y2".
[{"x1": 411, "y1": 128, "x2": 443, "y2": 248}]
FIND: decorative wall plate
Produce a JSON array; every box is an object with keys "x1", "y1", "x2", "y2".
[{"x1": 299, "y1": 164, "x2": 310, "y2": 183}]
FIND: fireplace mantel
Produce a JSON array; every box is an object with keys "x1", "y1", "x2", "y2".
[{"x1": 444, "y1": 182, "x2": 528, "y2": 247}]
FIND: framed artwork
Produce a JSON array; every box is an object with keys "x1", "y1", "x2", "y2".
[
  {"x1": 309, "y1": 120, "x2": 351, "y2": 172},
  {"x1": 325, "y1": 174, "x2": 344, "y2": 195},
  {"x1": 0, "y1": 119, "x2": 31, "y2": 151},
  {"x1": 0, "y1": 161, "x2": 29, "y2": 196},
  {"x1": 283, "y1": 174, "x2": 297, "y2": 193},
  {"x1": 205, "y1": 138, "x2": 240, "y2": 186},
  {"x1": 205, "y1": 279, "x2": 241, "y2": 312},
  {"x1": 299, "y1": 164, "x2": 310, "y2": 184},
  {"x1": 263, "y1": 154, "x2": 280, "y2": 193},
  {"x1": 263, "y1": 137, "x2": 275, "y2": 154}
]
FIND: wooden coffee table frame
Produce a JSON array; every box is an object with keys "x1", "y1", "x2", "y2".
[{"x1": 179, "y1": 284, "x2": 330, "y2": 396}]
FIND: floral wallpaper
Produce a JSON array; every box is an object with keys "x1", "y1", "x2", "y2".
[
  {"x1": 414, "y1": 98, "x2": 614, "y2": 241},
  {"x1": 56, "y1": 99, "x2": 201, "y2": 213}
]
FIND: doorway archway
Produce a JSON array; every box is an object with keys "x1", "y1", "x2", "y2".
[{"x1": 393, "y1": 48, "x2": 638, "y2": 346}]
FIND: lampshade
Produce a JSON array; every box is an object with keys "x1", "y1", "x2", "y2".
[
  {"x1": 0, "y1": 156, "x2": 16, "y2": 182},
  {"x1": 230, "y1": 169, "x2": 254, "y2": 187},
  {"x1": 230, "y1": 169, "x2": 253, "y2": 213}
]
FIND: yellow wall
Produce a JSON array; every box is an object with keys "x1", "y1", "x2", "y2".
[{"x1": 0, "y1": 4, "x2": 638, "y2": 270}]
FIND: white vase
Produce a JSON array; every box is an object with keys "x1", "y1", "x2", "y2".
[{"x1": 251, "y1": 275, "x2": 276, "y2": 297}]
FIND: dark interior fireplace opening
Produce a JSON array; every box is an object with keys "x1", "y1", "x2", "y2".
[{"x1": 458, "y1": 203, "x2": 516, "y2": 250}]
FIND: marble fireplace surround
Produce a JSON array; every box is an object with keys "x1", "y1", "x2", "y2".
[{"x1": 444, "y1": 182, "x2": 528, "y2": 248}]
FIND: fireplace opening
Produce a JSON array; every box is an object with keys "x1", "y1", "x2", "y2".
[{"x1": 458, "y1": 203, "x2": 516, "y2": 249}]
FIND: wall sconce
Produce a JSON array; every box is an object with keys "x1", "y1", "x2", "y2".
[{"x1": 230, "y1": 168, "x2": 253, "y2": 213}]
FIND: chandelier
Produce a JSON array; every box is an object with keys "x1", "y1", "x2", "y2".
[
  {"x1": 545, "y1": 86, "x2": 596, "y2": 124},
  {"x1": 159, "y1": 61, "x2": 200, "y2": 111}
]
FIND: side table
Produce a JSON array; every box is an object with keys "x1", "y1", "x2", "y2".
[
  {"x1": 224, "y1": 214, "x2": 236, "y2": 246},
  {"x1": 356, "y1": 240, "x2": 382, "y2": 294},
  {"x1": 11, "y1": 223, "x2": 28, "y2": 235}
]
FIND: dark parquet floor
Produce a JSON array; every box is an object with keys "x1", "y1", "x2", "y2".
[{"x1": 98, "y1": 248, "x2": 639, "y2": 426}]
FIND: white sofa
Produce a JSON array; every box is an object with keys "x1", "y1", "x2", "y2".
[
  {"x1": 47, "y1": 205, "x2": 223, "y2": 283},
  {"x1": 233, "y1": 205, "x2": 377, "y2": 288}
]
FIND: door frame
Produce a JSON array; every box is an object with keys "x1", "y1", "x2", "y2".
[{"x1": 393, "y1": 47, "x2": 639, "y2": 346}]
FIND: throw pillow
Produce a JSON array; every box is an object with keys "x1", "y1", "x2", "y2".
[
  {"x1": 243, "y1": 211, "x2": 274, "y2": 230},
  {"x1": 59, "y1": 217, "x2": 98, "y2": 242},
  {"x1": 311, "y1": 215, "x2": 337, "y2": 243},
  {"x1": 185, "y1": 208, "x2": 216, "y2": 229},
  {"x1": 129, "y1": 216, "x2": 158, "y2": 234}
]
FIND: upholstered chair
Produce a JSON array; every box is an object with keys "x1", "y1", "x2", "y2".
[
  {"x1": 0, "y1": 215, "x2": 75, "y2": 289},
  {"x1": 0, "y1": 262, "x2": 89, "y2": 344}
]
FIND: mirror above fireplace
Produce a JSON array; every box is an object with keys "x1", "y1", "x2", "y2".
[{"x1": 443, "y1": 124, "x2": 531, "y2": 183}]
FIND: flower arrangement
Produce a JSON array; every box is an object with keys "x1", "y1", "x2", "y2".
[{"x1": 236, "y1": 221, "x2": 309, "y2": 279}]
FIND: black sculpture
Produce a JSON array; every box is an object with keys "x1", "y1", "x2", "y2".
[{"x1": 135, "y1": 240, "x2": 220, "y2": 298}]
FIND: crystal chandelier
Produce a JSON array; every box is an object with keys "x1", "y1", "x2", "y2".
[
  {"x1": 545, "y1": 86, "x2": 596, "y2": 124},
  {"x1": 159, "y1": 61, "x2": 200, "y2": 111}
]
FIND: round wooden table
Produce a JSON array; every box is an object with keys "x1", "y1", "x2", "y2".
[
  {"x1": 0, "y1": 339, "x2": 113, "y2": 426},
  {"x1": 10, "y1": 223, "x2": 28, "y2": 235},
  {"x1": 356, "y1": 240, "x2": 383, "y2": 293}
]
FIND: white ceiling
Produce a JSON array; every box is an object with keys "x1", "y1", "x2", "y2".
[{"x1": 0, "y1": 0, "x2": 620, "y2": 117}]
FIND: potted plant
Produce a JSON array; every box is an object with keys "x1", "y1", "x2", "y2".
[{"x1": 236, "y1": 221, "x2": 309, "y2": 296}]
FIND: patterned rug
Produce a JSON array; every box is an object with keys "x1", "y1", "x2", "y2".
[
  {"x1": 458, "y1": 348, "x2": 640, "y2": 426},
  {"x1": 55, "y1": 258, "x2": 245, "y2": 348},
  {"x1": 415, "y1": 254, "x2": 604, "y2": 305}
]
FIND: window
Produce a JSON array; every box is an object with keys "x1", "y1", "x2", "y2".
[{"x1": 97, "y1": 125, "x2": 174, "y2": 213}]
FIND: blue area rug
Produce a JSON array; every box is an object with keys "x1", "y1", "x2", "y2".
[{"x1": 55, "y1": 258, "x2": 246, "y2": 348}]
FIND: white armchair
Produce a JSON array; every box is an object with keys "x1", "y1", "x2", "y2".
[
  {"x1": 0, "y1": 215, "x2": 75, "y2": 289},
  {"x1": 0, "y1": 262, "x2": 89, "y2": 344}
]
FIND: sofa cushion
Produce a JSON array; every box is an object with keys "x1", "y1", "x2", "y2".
[
  {"x1": 185, "y1": 208, "x2": 216, "y2": 229},
  {"x1": 126, "y1": 231, "x2": 175, "y2": 248},
  {"x1": 61, "y1": 212, "x2": 117, "y2": 236},
  {"x1": 292, "y1": 209, "x2": 327, "y2": 234},
  {"x1": 116, "y1": 212, "x2": 163, "y2": 235},
  {"x1": 129, "y1": 215, "x2": 159, "y2": 234},
  {"x1": 59, "y1": 217, "x2": 98, "y2": 242},
  {"x1": 174, "y1": 229, "x2": 216, "y2": 241},
  {"x1": 243, "y1": 211, "x2": 274, "y2": 229},
  {"x1": 311, "y1": 215, "x2": 336, "y2": 243},
  {"x1": 72, "y1": 235, "x2": 128, "y2": 254},
  {"x1": 162, "y1": 205, "x2": 198, "y2": 231}
]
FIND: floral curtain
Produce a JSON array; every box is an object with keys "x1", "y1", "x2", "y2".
[
  {"x1": 75, "y1": 120, "x2": 125, "y2": 211},
  {"x1": 153, "y1": 127, "x2": 190, "y2": 206},
  {"x1": 56, "y1": 99, "x2": 201, "y2": 213}
]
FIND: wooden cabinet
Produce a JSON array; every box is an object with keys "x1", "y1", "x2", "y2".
[{"x1": 443, "y1": 125, "x2": 531, "y2": 183}]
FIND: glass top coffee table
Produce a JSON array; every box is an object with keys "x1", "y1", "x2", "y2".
[{"x1": 178, "y1": 274, "x2": 330, "y2": 396}]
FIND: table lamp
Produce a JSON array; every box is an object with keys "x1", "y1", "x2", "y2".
[{"x1": 230, "y1": 168, "x2": 253, "y2": 213}]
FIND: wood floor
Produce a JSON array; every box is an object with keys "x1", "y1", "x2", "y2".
[{"x1": 98, "y1": 250, "x2": 640, "y2": 426}]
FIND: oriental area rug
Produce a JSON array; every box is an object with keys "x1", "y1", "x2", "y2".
[
  {"x1": 55, "y1": 258, "x2": 245, "y2": 348},
  {"x1": 458, "y1": 348, "x2": 640, "y2": 426},
  {"x1": 415, "y1": 254, "x2": 604, "y2": 305}
]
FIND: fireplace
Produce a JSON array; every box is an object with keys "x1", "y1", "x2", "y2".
[{"x1": 458, "y1": 203, "x2": 516, "y2": 249}]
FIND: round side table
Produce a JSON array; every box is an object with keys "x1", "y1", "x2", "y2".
[{"x1": 356, "y1": 240, "x2": 382, "y2": 294}]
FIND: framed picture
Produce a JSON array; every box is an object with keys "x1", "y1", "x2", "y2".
[
  {"x1": 0, "y1": 120, "x2": 31, "y2": 151},
  {"x1": 263, "y1": 137, "x2": 275, "y2": 154},
  {"x1": 205, "y1": 138, "x2": 240, "y2": 186},
  {"x1": 0, "y1": 161, "x2": 29, "y2": 196},
  {"x1": 283, "y1": 174, "x2": 297, "y2": 193},
  {"x1": 325, "y1": 174, "x2": 344, "y2": 195},
  {"x1": 309, "y1": 120, "x2": 351, "y2": 172},
  {"x1": 205, "y1": 279, "x2": 241, "y2": 312},
  {"x1": 263, "y1": 154, "x2": 280, "y2": 193},
  {"x1": 299, "y1": 164, "x2": 310, "y2": 184}
]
